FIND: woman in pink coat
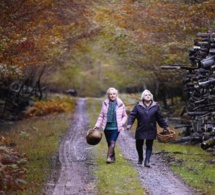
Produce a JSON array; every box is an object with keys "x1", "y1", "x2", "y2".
[{"x1": 93, "y1": 87, "x2": 127, "y2": 163}]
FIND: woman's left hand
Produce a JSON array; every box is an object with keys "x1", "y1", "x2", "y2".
[{"x1": 164, "y1": 127, "x2": 170, "y2": 132}]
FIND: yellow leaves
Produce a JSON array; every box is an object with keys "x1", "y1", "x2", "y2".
[{"x1": 0, "y1": 136, "x2": 17, "y2": 148}]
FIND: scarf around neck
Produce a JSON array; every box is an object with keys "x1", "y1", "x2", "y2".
[{"x1": 107, "y1": 101, "x2": 117, "y2": 123}]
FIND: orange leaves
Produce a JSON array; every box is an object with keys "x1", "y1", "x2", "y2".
[
  {"x1": 0, "y1": 0, "x2": 94, "y2": 77},
  {"x1": 0, "y1": 136, "x2": 14, "y2": 147},
  {"x1": 23, "y1": 96, "x2": 75, "y2": 118},
  {"x1": 24, "y1": 101, "x2": 64, "y2": 117},
  {"x1": 93, "y1": 0, "x2": 215, "y2": 47}
]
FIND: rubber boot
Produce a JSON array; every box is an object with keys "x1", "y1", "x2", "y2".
[
  {"x1": 144, "y1": 150, "x2": 152, "y2": 168},
  {"x1": 111, "y1": 148, "x2": 116, "y2": 162},
  {"x1": 106, "y1": 141, "x2": 115, "y2": 163},
  {"x1": 138, "y1": 156, "x2": 143, "y2": 166},
  {"x1": 136, "y1": 142, "x2": 143, "y2": 165},
  {"x1": 110, "y1": 141, "x2": 116, "y2": 162}
]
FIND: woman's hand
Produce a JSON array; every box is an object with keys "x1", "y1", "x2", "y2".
[
  {"x1": 126, "y1": 125, "x2": 132, "y2": 131},
  {"x1": 164, "y1": 127, "x2": 170, "y2": 132},
  {"x1": 93, "y1": 126, "x2": 99, "y2": 130}
]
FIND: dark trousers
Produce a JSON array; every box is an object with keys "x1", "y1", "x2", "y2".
[{"x1": 136, "y1": 139, "x2": 154, "y2": 161}]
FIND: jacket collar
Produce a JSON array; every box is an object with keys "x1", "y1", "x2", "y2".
[
  {"x1": 104, "y1": 98, "x2": 123, "y2": 107},
  {"x1": 138, "y1": 101, "x2": 157, "y2": 109}
]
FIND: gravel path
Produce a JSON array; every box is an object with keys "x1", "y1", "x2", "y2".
[
  {"x1": 44, "y1": 98, "x2": 197, "y2": 195},
  {"x1": 44, "y1": 99, "x2": 97, "y2": 195},
  {"x1": 117, "y1": 130, "x2": 197, "y2": 195}
]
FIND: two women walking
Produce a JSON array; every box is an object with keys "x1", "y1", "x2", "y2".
[{"x1": 93, "y1": 88, "x2": 169, "y2": 167}]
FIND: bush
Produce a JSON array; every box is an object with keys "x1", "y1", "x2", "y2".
[{"x1": 0, "y1": 145, "x2": 28, "y2": 192}]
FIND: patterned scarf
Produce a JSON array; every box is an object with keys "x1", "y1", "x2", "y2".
[{"x1": 107, "y1": 101, "x2": 117, "y2": 123}]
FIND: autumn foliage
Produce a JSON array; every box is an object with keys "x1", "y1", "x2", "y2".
[
  {"x1": 1, "y1": 0, "x2": 215, "y2": 107},
  {"x1": 1, "y1": 0, "x2": 215, "y2": 193},
  {"x1": 23, "y1": 95, "x2": 76, "y2": 118},
  {"x1": 0, "y1": 142, "x2": 28, "y2": 192},
  {"x1": 0, "y1": 0, "x2": 93, "y2": 118}
]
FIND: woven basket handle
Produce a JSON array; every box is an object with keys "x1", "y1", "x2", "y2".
[
  {"x1": 87, "y1": 129, "x2": 94, "y2": 136},
  {"x1": 163, "y1": 128, "x2": 170, "y2": 132}
]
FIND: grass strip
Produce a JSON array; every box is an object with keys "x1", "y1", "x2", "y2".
[
  {"x1": 154, "y1": 128, "x2": 215, "y2": 195},
  {"x1": 95, "y1": 138, "x2": 146, "y2": 195},
  {"x1": 9, "y1": 113, "x2": 73, "y2": 195}
]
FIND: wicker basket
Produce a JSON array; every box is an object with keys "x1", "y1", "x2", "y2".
[
  {"x1": 157, "y1": 130, "x2": 176, "y2": 143},
  {"x1": 86, "y1": 129, "x2": 102, "y2": 145}
]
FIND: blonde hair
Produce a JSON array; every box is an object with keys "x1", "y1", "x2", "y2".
[
  {"x1": 106, "y1": 87, "x2": 118, "y2": 98},
  {"x1": 141, "y1": 89, "x2": 153, "y2": 101}
]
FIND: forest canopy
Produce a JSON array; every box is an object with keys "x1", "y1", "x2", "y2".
[{"x1": 0, "y1": 0, "x2": 215, "y2": 118}]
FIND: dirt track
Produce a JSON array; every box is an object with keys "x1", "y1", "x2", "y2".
[
  {"x1": 44, "y1": 99, "x2": 96, "y2": 195},
  {"x1": 44, "y1": 98, "x2": 197, "y2": 195},
  {"x1": 118, "y1": 131, "x2": 197, "y2": 195}
]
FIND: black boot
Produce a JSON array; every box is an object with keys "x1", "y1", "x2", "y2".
[
  {"x1": 137, "y1": 153, "x2": 143, "y2": 166},
  {"x1": 137, "y1": 159, "x2": 143, "y2": 166},
  {"x1": 136, "y1": 140, "x2": 143, "y2": 166},
  {"x1": 144, "y1": 150, "x2": 152, "y2": 168}
]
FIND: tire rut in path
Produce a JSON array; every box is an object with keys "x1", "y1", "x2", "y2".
[
  {"x1": 44, "y1": 98, "x2": 96, "y2": 195},
  {"x1": 117, "y1": 131, "x2": 197, "y2": 195}
]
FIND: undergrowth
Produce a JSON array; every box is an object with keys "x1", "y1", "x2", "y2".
[
  {"x1": 1, "y1": 93, "x2": 215, "y2": 194},
  {"x1": 23, "y1": 94, "x2": 75, "y2": 117},
  {"x1": 0, "y1": 96, "x2": 76, "y2": 194},
  {"x1": 154, "y1": 135, "x2": 215, "y2": 195}
]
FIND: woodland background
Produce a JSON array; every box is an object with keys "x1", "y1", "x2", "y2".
[
  {"x1": 0, "y1": 0, "x2": 215, "y2": 119},
  {"x1": 1, "y1": 1, "x2": 215, "y2": 194}
]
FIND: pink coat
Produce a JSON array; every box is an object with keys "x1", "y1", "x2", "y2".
[{"x1": 95, "y1": 98, "x2": 127, "y2": 132}]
